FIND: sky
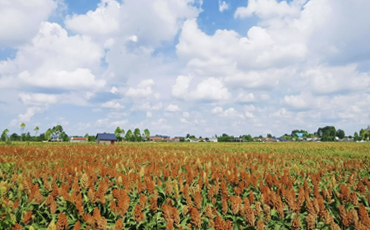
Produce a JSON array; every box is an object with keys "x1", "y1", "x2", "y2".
[{"x1": 1, "y1": 0, "x2": 370, "y2": 138}]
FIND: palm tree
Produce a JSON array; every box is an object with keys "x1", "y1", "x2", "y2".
[
  {"x1": 34, "y1": 126, "x2": 39, "y2": 137},
  {"x1": 20, "y1": 123, "x2": 26, "y2": 141},
  {"x1": 2, "y1": 129, "x2": 9, "y2": 142}
]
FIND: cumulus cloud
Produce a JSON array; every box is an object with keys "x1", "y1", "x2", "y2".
[
  {"x1": 236, "y1": 92, "x2": 255, "y2": 103},
  {"x1": 131, "y1": 102, "x2": 162, "y2": 111},
  {"x1": 18, "y1": 93, "x2": 58, "y2": 106},
  {"x1": 301, "y1": 65, "x2": 370, "y2": 95},
  {"x1": 65, "y1": 0, "x2": 120, "y2": 37},
  {"x1": 212, "y1": 106, "x2": 245, "y2": 119},
  {"x1": 18, "y1": 107, "x2": 45, "y2": 122},
  {"x1": 96, "y1": 118, "x2": 128, "y2": 128},
  {"x1": 101, "y1": 100, "x2": 125, "y2": 109},
  {"x1": 17, "y1": 68, "x2": 105, "y2": 90},
  {"x1": 0, "y1": 0, "x2": 57, "y2": 47},
  {"x1": 110, "y1": 87, "x2": 119, "y2": 94},
  {"x1": 177, "y1": 19, "x2": 306, "y2": 75},
  {"x1": 189, "y1": 78, "x2": 231, "y2": 101},
  {"x1": 234, "y1": 0, "x2": 304, "y2": 20},
  {"x1": 165, "y1": 104, "x2": 180, "y2": 112},
  {"x1": 171, "y1": 75, "x2": 193, "y2": 99},
  {"x1": 126, "y1": 79, "x2": 155, "y2": 98},
  {"x1": 0, "y1": 22, "x2": 105, "y2": 91},
  {"x1": 218, "y1": 1, "x2": 229, "y2": 12},
  {"x1": 282, "y1": 94, "x2": 309, "y2": 110}
]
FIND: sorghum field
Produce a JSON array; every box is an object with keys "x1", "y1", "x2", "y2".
[{"x1": 1, "y1": 142, "x2": 370, "y2": 230}]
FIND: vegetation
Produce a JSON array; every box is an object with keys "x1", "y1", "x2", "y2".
[{"x1": 0, "y1": 142, "x2": 370, "y2": 229}]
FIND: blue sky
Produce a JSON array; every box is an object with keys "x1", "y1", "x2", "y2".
[{"x1": 1, "y1": 0, "x2": 370, "y2": 138}]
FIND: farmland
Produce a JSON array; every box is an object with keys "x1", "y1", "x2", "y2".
[{"x1": 1, "y1": 142, "x2": 370, "y2": 229}]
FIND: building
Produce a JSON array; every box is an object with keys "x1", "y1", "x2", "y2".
[
  {"x1": 148, "y1": 135, "x2": 170, "y2": 142},
  {"x1": 96, "y1": 133, "x2": 117, "y2": 145},
  {"x1": 207, "y1": 137, "x2": 218, "y2": 142},
  {"x1": 70, "y1": 137, "x2": 87, "y2": 143}
]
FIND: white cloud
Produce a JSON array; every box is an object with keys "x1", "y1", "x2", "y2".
[
  {"x1": 126, "y1": 79, "x2": 155, "y2": 98},
  {"x1": 283, "y1": 94, "x2": 309, "y2": 110},
  {"x1": 302, "y1": 64, "x2": 370, "y2": 95},
  {"x1": 65, "y1": 0, "x2": 120, "y2": 37},
  {"x1": 177, "y1": 19, "x2": 306, "y2": 76},
  {"x1": 236, "y1": 92, "x2": 255, "y2": 103},
  {"x1": 65, "y1": 0, "x2": 200, "y2": 47},
  {"x1": 171, "y1": 75, "x2": 193, "y2": 99},
  {"x1": 219, "y1": 108, "x2": 245, "y2": 119},
  {"x1": 244, "y1": 111, "x2": 254, "y2": 119},
  {"x1": 18, "y1": 93, "x2": 58, "y2": 106},
  {"x1": 234, "y1": 0, "x2": 304, "y2": 20},
  {"x1": 212, "y1": 106, "x2": 223, "y2": 114},
  {"x1": 96, "y1": 118, "x2": 128, "y2": 128},
  {"x1": 0, "y1": 22, "x2": 105, "y2": 91},
  {"x1": 0, "y1": 0, "x2": 57, "y2": 46},
  {"x1": 128, "y1": 35, "x2": 138, "y2": 42},
  {"x1": 189, "y1": 77, "x2": 231, "y2": 101},
  {"x1": 165, "y1": 104, "x2": 180, "y2": 112},
  {"x1": 218, "y1": 1, "x2": 229, "y2": 12},
  {"x1": 18, "y1": 107, "x2": 45, "y2": 122},
  {"x1": 110, "y1": 87, "x2": 119, "y2": 94},
  {"x1": 131, "y1": 102, "x2": 162, "y2": 111},
  {"x1": 101, "y1": 100, "x2": 125, "y2": 109},
  {"x1": 17, "y1": 68, "x2": 105, "y2": 90},
  {"x1": 111, "y1": 120, "x2": 128, "y2": 126}
]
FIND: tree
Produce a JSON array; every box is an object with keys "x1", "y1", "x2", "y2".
[
  {"x1": 10, "y1": 133, "x2": 20, "y2": 141},
  {"x1": 25, "y1": 132, "x2": 31, "y2": 141},
  {"x1": 34, "y1": 126, "x2": 39, "y2": 137},
  {"x1": 45, "y1": 129, "x2": 52, "y2": 140},
  {"x1": 60, "y1": 132, "x2": 69, "y2": 142},
  {"x1": 336, "y1": 129, "x2": 345, "y2": 139},
  {"x1": 1, "y1": 129, "x2": 9, "y2": 142},
  {"x1": 51, "y1": 125, "x2": 63, "y2": 140},
  {"x1": 20, "y1": 123, "x2": 26, "y2": 141},
  {"x1": 359, "y1": 128, "x2": 369, "y2": 140},
  {"x1": 317, "y1": 126, "x2": 336, "y2": 141},
  {"x1": 88, "y1": 135, "x2": 96, "y2": 142},
  {"x1": 242, "y1": 134, "x2": 253, "y2": 142},
  {"x1": 143, "y1": 129, "x2": 150, "y2": 141},
  {"x1": 354, "y1": 132, "x2": 360, "y2": 141},
  {"x1": 125, "y1": 129, "x2": 133, "y2": 141},
  {"x1": 291, "y1": 130, "x2": 308, "y2": 137},
  {"x1": 115, "y1": 127, "x2": 123, "y2": 141},
  {"x1": 267, "y1": 133, "x2": 272, "y2": 138},
  {"x1": 134, "y1": 128, "x2": 141, "y2": 142}
]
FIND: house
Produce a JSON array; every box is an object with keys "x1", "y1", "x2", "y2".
[
  {"x1": 186, "y1": 138, "x2": 199, "y2": 142},
  {"x1": 148, "y1": 135, "x2": 170, "y2": 142},
  {"x1": 207, "y1": 137, "x2": 218, "y2": 142},
  {"x1": 96, "y1": 133, "x2": 117, "y2": 145},
  {"x1": 70, "y1": 137, "x2": 87, "y2": 143},
  {"x1": 170, "y1": 137, "x2": 183, "y2": 142}
]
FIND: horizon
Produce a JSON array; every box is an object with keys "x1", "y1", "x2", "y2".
[{"x1": 1, "y1": 0, "x2": 370, "y2": 138}]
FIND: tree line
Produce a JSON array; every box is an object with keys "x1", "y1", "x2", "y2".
[
  {"x1": 1, "y1": 124, "x2": 69, "y2": 142},
  {"x1": 113, "y1": 127, "x2": 150, "y2": 142},
  {"x1": 216, "y1": 126, "x2": 369, "y2": 142}
]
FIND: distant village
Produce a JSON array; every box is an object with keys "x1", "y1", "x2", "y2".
[
  {"x1": 2, "y1": 124, "x2": 370, "y2": 145},
  {"x1": 66, "y1": 125, "x2": 370, "y2": 145}
]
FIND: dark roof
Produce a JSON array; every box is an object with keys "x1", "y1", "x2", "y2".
[{"x1": 96, "y1": 133, "x2": 117, "y2": 141}]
